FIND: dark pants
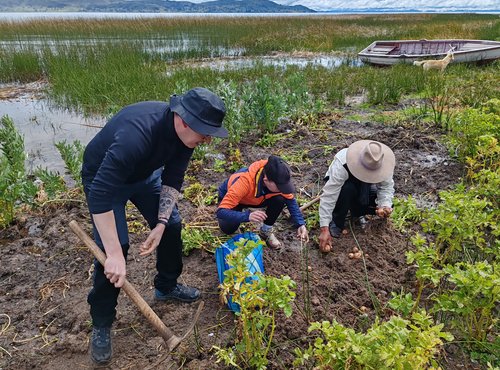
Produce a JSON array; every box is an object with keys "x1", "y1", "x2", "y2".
[
  {"x1": 83, "y1": 169, "x2": 183, "y2": 327},
  {"x1": 217, "y1": 195, "x2": 286, "y2": 235},
  {"x1": 331, "y1": 181, "x2": 377, "y2": 230}
]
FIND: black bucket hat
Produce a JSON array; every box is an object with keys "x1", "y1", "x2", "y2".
[
  {"x1": 264, "y1": 155, "x2": 295, "y2": 194},
  {"x1": 170, "y1": 87, "x2": 228, "y2": 138}
]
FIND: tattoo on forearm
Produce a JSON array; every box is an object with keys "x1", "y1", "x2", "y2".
[{"x1": 158, "y1": 186, "x2": 180, "y2": 222}]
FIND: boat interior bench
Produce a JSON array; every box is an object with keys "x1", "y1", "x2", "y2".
[{"x1": 369, "y1": 45, "x2": 397, "y2": 54}]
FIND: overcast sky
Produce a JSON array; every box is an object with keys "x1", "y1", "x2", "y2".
[{"x1": 170, "y1": 0, "x2": 498, "y2": 11}]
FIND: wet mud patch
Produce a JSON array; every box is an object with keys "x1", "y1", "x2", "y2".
[{"x1": 0, "y1": 110, "x2": 468, "y2": 369}]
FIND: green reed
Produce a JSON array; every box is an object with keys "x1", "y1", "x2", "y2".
[{"x1": 0, "y1": 14, "x2": 497, "y2": 54}]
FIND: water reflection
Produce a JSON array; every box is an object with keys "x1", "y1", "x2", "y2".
[
  {"x1": 0, "y1": 37, "x2": 245, "y2": 58},
  {"x1": 0, "y1": 91, "x2": 104, "y2": 175},
  {"x1": 178, "y1": 54, "x2": 359, "y2": 71},
  {"x1": 0, "y1": 12, "x2": 325, "y2": 22}
]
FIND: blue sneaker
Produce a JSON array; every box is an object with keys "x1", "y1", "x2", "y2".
[
  {"x1": 155, "y1": 284, "x2": 201, "y2": 303},
  {"x1": 91, "y1": 326, "x2": 112, "y2": 364}
]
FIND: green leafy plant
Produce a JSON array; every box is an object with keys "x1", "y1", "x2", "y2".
[
  {"x1": 294, "y1": 311, "x2": 453, "y2": 370},
  {"x1": 448, "y1": 99, "x2": 500, "y2": 161},
  {"x1": 0, "y1": 115, "x2": 37, "y2": 225},
  {"x1": 387, "y1": 290, "x2": 417, "y2": 318},
  {"x1": 181, "y1": 225, "x2": 221, "y2": 255},
  {"x1": 422, "y1": 185, "x2": 496, "y2": 263},
  {"x1": 423, "y1": 73, "x2": 455, "y2": 130},
  {"x1": 227, "y1": 147, "x2": 245, "y2": 173},
  {"x1": 406, "y1": 234, "x2": 444, "y2": 309},
  {"x1": 432, "y1": 261, "x2": 499, "y2": 342},
  {"x1": 215, "y1": 238, "x2": 296, "y2": 369},
  {"x1": 466, "y1": 135, "x2": 500, "y2": 179},
  {"x1": 256, "y1": 132, "x2": 285, "y2": 147},
  {"x1": 391, "y1": 195, "x2": 423, "y2": 231},
  {"x1": 213, "y1": 158, "x2": 226, "y2": 173},
  {"x1": 183, "y1": 183, "x2": 218, "y2": 206},
  {"x1": 32, "y1": 168, "x2": 67, "y2": 200},
  {"x1": 55, "y1": 140, "x2": 85, "y2": 184}
]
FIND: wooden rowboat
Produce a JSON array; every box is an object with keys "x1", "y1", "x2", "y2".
[{"x1": 358, "y1": 39, "x2": 500, "y2": 66}]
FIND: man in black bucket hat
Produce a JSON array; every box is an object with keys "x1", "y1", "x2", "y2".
[{"x1": 81, "y1": 87, "x2": 226, "y2": 364}]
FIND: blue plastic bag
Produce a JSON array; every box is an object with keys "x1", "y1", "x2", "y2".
[{"x1": 215, "y1": 232, "x2": 264, "y2": 313}]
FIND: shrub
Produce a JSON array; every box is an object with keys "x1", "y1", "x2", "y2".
[{"x1": 294, "y1": 311, "x2": 453, "y2": 370}]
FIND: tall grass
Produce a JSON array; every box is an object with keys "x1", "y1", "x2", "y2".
[{"x1": 0, "y1": 14, "x2": 497, "y2": 55}]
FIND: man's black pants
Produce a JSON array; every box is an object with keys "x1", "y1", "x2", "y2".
[
  {"x1": 84, "y1": 169, "x2": 183, "y2": 328},
  {"x1": 331, "y1": 180, "x2": 377, "y2": 230}
]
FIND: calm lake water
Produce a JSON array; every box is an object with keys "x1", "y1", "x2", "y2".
[
  {"x1": 0, "y1": 85, "x2": 104, "y2": 175},
  {"x1": 0, "y1": 12, "x2": 328, "y2": 21},
  {"x1": 0, "y1": 10, "x2": 497, "y2": 22}
]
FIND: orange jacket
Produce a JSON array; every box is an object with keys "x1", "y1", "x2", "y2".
[{"x1": 218, "y1": 159, "x2": 294, "y2": 210}]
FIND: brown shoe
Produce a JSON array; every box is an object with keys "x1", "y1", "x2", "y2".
[{"x1": 259, "y1": 229, "x2": 283, "y2": 249}]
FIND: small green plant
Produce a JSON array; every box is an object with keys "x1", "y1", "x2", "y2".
[
  {"x1": 32, "y1": 168, "x2": 67, "y2": 200},
  {"x1": 55, "y1": 140, "x2": 85, "y2": 184},
  {"x1": 215, "y1": 78, "x2": 246, "y2": 144},
  {"x1": 294, "y1": 311, "x2": 453, "y2": 370},
  {"x1": 422, "y1": 185, "x2": 496, "y2": 263},
  {"x1": 303, "y1": 206, "x2": 320, "y2": 229},
  {"x1": 183, "y1": 183, "x2": 218, "y2": 206},
  {"x1": 448, "y1": 99, "x2": 500, "y2": 161},
  {"x1": 406, "y1": 234, "x2": 444, "y2": 309},
  {"x1": 466, "y1": 136, "x2": 500, "y2": 178},
  {"x1": 181, "y1": 225, "x2": 221, "y2": 255},
  {"x1": 280, "y1": 149, "x2": 312, "y2": 166},
  {"x1": 423, "y1": 73, "x2": 455, "y2": 130},
  {"x1": 215, "y1": 237, "x2": 296, "y2": 369},
  {"x1": 0, "y1": 115, "x2": 37, "y2": 225},
  {"x1": 387, "y1": 290, "x2": 416, "y2": 318},
  {"x1": 432, "y1": 261, "x2": 499, "y2": 342},
  {"x1": 213, "y1": 158, "x2": 226, "y2": 173},
  {"x1": 227, "y1": 147, "x2": 245, "y2": 172},
  {"x1": 391, "y1": 195, "x2": 423, "y2": 231},
  {"x1": 256, "y1": 132, "x2": 285, "y2": 147}
]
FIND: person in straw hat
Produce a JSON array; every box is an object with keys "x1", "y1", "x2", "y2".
[
  {"x1": 318, "y1": 140, "x2": 395, "y2": 253},
  {"x1": 81, "y1": 87, "x2": 227, "y2": 364}
]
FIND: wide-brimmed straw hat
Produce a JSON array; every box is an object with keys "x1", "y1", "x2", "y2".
[
  {"x1": 346, "y1": 140, "x2": 395, "y2": 183},
  {"x1": 170, "y1": 87, "x2": 228, "y2": 138}
]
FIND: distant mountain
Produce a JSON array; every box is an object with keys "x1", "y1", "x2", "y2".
[
  {"x1": 0, "y1": 0, "x2": 316, "y2": 13},
  {"x1": 275, "y1": 0, "x2": 498, "y2": 12}
]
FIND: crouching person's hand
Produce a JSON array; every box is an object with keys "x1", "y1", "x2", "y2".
[
  {"x1": 297, "y1": 225, "x2": 309, "y2": 242},
  {"x1": 318, "y1": 226, "x2": 332, "y2": 253},
  {"x1": 376, "y1": 207, "x2": 393, "y2": 218}
]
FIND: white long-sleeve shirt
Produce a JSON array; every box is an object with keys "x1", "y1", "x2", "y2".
[{"x1": 319, "y1": 148, "x2": 395, "y2": 228}]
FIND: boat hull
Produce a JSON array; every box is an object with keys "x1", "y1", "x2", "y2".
[{"x1": 358, "y1": 39, "x2": 500, "y2": 66}]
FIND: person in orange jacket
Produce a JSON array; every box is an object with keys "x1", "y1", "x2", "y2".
[{"x1": 216, "y1": 155, "x2": 309, "y2": 249}]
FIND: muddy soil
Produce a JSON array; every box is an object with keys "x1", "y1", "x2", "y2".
[{"x1": 0, "y1": 100, "x2": 477, "y2": 369}]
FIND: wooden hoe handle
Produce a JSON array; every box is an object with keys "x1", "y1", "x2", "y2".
[{"x1": 69, "y1": 220, "x2": 204, "y2": 351}]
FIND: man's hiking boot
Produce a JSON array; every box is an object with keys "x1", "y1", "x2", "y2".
[
  {"x1": 155, "y1": 284, "x2": 201, "y2": 303},
  {"x1": 91, "y1": 326, "x2": 112, "y2": 364},
  {"x1": 259, "y1": 229, "x2": 283, "y2": 249}
]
